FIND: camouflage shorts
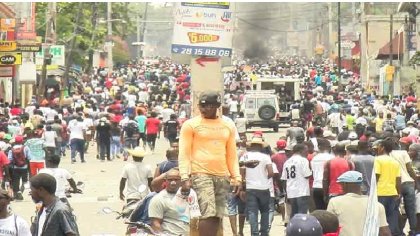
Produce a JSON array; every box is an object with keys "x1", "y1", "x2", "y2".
[{"x1": 191, "y1": 174, "x2": 230, "y2": 219}]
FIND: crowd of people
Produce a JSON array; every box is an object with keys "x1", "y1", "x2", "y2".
[{"x1": 0, "y1": 55, "x2": 418, "y2": 236}]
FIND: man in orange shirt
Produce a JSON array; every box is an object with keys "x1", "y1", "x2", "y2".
[{"x1": 179, "y1": 91, "x2": 241, "y2": 236}]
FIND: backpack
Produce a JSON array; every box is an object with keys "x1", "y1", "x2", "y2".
[
  {"x1": 12, "y1": 146, "x2": 26, "y2": 167},
  {"x1": 124, "y1": 122, "x2": 138, "y2": 138}
]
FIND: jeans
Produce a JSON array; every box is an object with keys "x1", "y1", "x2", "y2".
[
  {"x1": 289, "y1": 196, "x2": 310, "y2": 218},
  {"x1": 246, "y1": 189, "x2": 270, "y2": 236},
  {"x1": 401, "y1": 182, "x2": 417, "y2": 234},
  {"x1": 123, "y1": 138, "x2": 138, "y2": 158},
  {"x1": 378, "y1": 196, "x2": 402, "y2": 236},
  {"x1": 98, "y1": 139, "x2": 111, "y2": 160},
  {"x1": 313, "y1": 188, "x2": 327, "y2": 210},
  {"x1": 110, "y1": 136, "x2": 121, "y2": 157},
  {"x1": 11, "y1": 168, "x2": 28, "y2": 195},
  {"x1": 70, "y1": 138, "x2": 85, "y2": 162},
  {"x1": 146, "y1": 134, "x2": 157, "y2": 151}
]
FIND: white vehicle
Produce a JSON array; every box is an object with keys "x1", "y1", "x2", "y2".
[
  {"x1": 241, "y1": 90, "x2": 280, "y2": 132},
  {"x1": 254, "y1": 76, "x2": 303, "y2": 123}
]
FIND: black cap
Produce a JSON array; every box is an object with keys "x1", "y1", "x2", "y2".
[{"x1": 199, "y1": 91, "x2": 221, "y2": 106}]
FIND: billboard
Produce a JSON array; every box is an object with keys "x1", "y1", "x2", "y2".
[
  {"x1": 35, "y1": 45, "x2": 65, "y2": 66},
  {"x1": 172, "y1": 2, "x2": 234, "y2": 57}
]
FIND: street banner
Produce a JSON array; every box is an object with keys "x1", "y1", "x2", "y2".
[
  {"x1": 172, "y1": 2, "x2": 234, "y2": 57},
  {"x1": 35, "y1": 45, "x2": 65, "y2": 66}
]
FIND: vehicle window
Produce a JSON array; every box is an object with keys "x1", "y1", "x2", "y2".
[
  {"x1": 245, "y1": 98, "x2": 256, "y2": 109},
  {"x1": 257, "y1": 98, "x2": 276, "y2": 107}
]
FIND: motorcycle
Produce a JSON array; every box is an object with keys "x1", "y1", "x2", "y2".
[
  {"x1": 101, "y1": 207, "x2": 165, "y2": 236},
  {"x1": 100, "y1": 184, "x2": 163, "y2": 236}
]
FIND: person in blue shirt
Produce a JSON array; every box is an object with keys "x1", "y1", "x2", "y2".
[{"x1": 314, "y1": 73, "x2": 322, "y2": 86}]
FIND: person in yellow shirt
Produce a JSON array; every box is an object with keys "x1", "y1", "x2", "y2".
[
  {"x1": 375, "y1": 138, "x2": 402, "y2": 236},
  {"x1": 372, "y1": 111, "x2": 385, "y2": 134},
  {"x1": 249, "y1": 72, "x2": 259, "y2": 90},
  {"x1": 179, "y1": 91, "x2": 241, "y2": 236}
]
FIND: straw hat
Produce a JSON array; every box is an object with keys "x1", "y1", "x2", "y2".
[{"x1": 127, "y1": 147, "x2": 147, "y2": 157}]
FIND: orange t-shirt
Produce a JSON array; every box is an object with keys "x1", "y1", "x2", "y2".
[{"x1": 178, "y1": 116, "x2": 240, "y2": 183}]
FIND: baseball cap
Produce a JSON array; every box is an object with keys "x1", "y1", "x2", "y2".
[
  {"x1": 14, "y1": 135, "x2": 23, "y2": 144},
  {"x1": 337, "y1": 171, "x2": 363, "y2": 183},
  {"x1": 198, "y1": 91, "x2": 221, "y2": 106},
  {"x1": 286, "y1": 214, "x2": 323, "y2": 236},
  {"x1": 276, "y1": 140, "x2": 287, "y2": 149}
]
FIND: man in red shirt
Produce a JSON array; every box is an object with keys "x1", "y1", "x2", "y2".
[
  {"x1": 271, "y1": 139, "x2": 287, "y2": 179},
  {"x1": 145, "y1": 112, "x2": 161, "y2": 152},
  {"x1": 323, "y1": 143, "x2": 354, "y2": 200}
]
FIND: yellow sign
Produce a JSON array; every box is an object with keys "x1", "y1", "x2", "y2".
[
  {"x1": 0, "y1": 19, "x2": 15, "y2": 31},
  {"x1": 0, "y1": 52, "x2": 22, "y2": 65},
  {"x1": 386, "y1": 65, "x2": 395, "y2": 75},
  {"x1": 0, "y1": 41, "x2": 17, "y2": 52},
  {"x1": 36, "y1": 64, "x2": 59, "y2": 70}
]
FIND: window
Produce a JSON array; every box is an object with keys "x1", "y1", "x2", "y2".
[
  {"x1": 245, "y1": 98, "x2": 255, "y2": 109},
  {"x1": 257, "y1": 98, "x2": 276, "y2": 107}
]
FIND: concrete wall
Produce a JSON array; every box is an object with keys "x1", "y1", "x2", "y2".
[{"x1": 361, "y1": 14, "x2": 407, "y2": 92}]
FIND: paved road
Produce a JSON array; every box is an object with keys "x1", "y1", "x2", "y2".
[{"x1": 10, "y1": 127, "x2": 287, "y2": 235}]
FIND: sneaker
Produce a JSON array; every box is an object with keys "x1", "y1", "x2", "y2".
[
  {"x1": 81, "y1": 160, "x2": 86, "y2": 163},
  {"x1": 71, "y1": 159, "x2": 76, "y2": 164}
]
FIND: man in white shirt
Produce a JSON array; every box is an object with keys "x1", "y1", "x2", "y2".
[
  {"x1": 161, "y1": 105, "x2": 175, "y2": 123},
  {"x1": 310, "y1": 139, "x2": 334, "y2": 210},
  {"x1": 67, "y1": 114, "x2": 87, "y2": 163},
  {"x1": 39, "y1": 154, "x2": 81, "y2": 208},
  {"x1": 390, "y1": 145, "x2": 417, "y2": 236},
  {"x1": 0, "y1": 189, "x2": 31, "y2": 236},
  {"x1": 327, "y1": 171, "x2": 391, "y2": 236},
  {"x1": 281, "y1": 144, "x2": 312, "y2": 218},
  {"x1": 240, "y1": 136, "x2": 273, "y2": 236},
  {"x1": 119, "y1": 147, "x2": 153, "y2": 202}
]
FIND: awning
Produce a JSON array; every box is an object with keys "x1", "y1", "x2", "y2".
[{"x1": 376, "y1": 32, "x2": 404, "y2": 60}]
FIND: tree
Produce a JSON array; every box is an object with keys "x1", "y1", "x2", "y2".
[{"x1": 35, "y1": 2, "x2": 137, "y2": 69}]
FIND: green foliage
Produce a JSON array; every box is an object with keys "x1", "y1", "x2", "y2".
[
  {"x1": 409, "y1": 51, "x2": 420, "y2": 65},
  {"x1": 35, "y1": 2, "x2": 136, "y2": 69}
]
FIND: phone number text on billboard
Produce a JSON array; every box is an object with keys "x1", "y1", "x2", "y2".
[{"x1": 172, "y1": 44, "x2": 231, "y2": 57}]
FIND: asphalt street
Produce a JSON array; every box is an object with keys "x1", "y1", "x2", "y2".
[{"x1": 10, "y1": 127, "x2": 287, "y2": 236}]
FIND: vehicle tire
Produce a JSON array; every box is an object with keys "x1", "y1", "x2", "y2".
[
  {"x1": 258, "y1": 105, "x2": 276, "y2": 120},
  {"x1": 273, "y1": 126, "x2": 279, "y2": 132}
]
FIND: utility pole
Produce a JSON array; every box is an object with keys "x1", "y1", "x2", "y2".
[
  {"x1": 38, "y1": 2, "x2": 55, "y2": 102},
  {"x1": 389, "y1": 14, "x2": 393, "y2": 66},
  {"x1": 337, "y1": 2, "x2": 342, "y2": 88},
  {"x1": 140, "y1": 2, "x2": 149, "y2": 58},
  {"x1": 107, "y1": 2, "x2": 113, "y2": 75},
  {"x1": 388, "y1": 14, "x2": 394, "y2": 97},
  {"x1": 62, "y1": 2, "x2": 83, "y2": 103},
  {"x1": 136, "y1": 8, "x2": 141, "y2": 60},
  {"x1": 328, "y1": 2, "x2": 334, "y2": 62}
]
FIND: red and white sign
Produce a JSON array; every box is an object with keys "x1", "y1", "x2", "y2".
[{"x1": 0, "y1": 66, "x2": 13, "y2": 77}]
